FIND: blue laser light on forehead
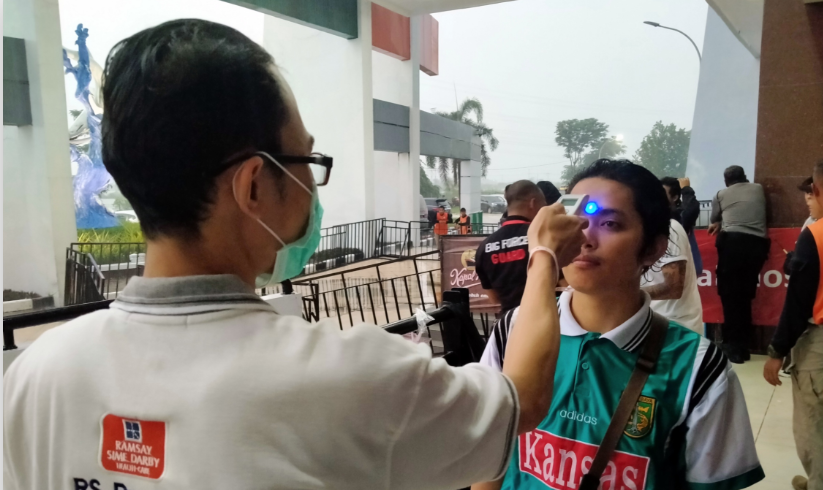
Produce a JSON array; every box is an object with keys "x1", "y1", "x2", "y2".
[{"x1": 584, "y1": 201, "x2": 599, "y2": 215}]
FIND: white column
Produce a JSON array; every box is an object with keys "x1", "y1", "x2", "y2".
[
  {"x1": 460, "y1": 159, "x2": 482, "y2": 215},
  {"x1": 408, "y1": 15, "x2": 423, "y2": 242},
  {"x1": 262, "y1": 0, "x2": 374, "y2": 227},
  {"x1": 4, "y1": 0, "x2": 77, "y2": 305}
]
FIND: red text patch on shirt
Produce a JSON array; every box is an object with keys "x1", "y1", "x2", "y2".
[
  {"x1": 518, "y1": 429, "x2": 649, "y2": 490},
  {"x1": 100, "y1": 414, "x2": 166, "y2": 480}
]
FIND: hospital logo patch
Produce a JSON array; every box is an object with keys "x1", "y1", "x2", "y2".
[
  {"x1": 100, "y1": 414, "x2": 166, "y2": 480},
  {"x1": 624, "y1": 396, "x2": 656, "y2": 439}
]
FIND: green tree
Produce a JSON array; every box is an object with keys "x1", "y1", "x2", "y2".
[
  {"x1": 419, "y1": 164, "x2": 441, "y2": 197},
  {"x1": 555, "y1": 118, "x2": 624, "y2": 185},
  {"x1": 426, "y1": 98, "x2": 499, "y2": 185},
  {"x1": 633, "y1": 121, "x2": 691, "y2": 178}
]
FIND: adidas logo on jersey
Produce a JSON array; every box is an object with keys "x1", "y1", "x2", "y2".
[{"x1": 558, "y1": 410, "x2": 597, "y2": 426}]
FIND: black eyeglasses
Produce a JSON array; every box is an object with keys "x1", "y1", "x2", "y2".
[{"x1": 220, "y1": 152, "x2": 334, "y2": 186}]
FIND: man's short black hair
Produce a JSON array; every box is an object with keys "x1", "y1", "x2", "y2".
[
  {"x1": 724, "y1": 165, "x2": 748, "y2": 186},
  {"x1": 504, "y1": 180, "x2": 543, "y2": 206},
  {"x1": 460, "y1": 207, "x2": 466, "y2": 212},
  {"x1": 798, "y1": 176, "x2": 813, "y2": 193},
  {"x1": 660, "y1": 177, "x2": 681, "y2": 197},
  {"x1": 102, "y1": 19, "x2": 288, "y2": 239}
]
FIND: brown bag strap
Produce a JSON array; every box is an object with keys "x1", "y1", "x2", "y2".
[{"x1": 579, "y1": 312, "x2": 669, "y2": 490}]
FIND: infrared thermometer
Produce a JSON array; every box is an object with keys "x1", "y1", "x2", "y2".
[{"x1": 559, "y1": 194, "x2": 598, "y2": 216}]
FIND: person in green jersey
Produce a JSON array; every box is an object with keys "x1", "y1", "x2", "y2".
[{"x1": 474, "y1": 159, "x2": 764, "y2": 490}]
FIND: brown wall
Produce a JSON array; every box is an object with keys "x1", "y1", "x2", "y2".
[{"x1": 755, "y1": 1, "x2": 823, "y2": 227}]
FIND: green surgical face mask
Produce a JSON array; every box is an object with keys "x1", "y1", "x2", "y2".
[{"x1": 232, "y1": 152, "x2": 324, "y2": 288}]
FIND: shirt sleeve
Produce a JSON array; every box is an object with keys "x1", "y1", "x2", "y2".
[
  {"x1": 476, "y1": 242, "x2": 492, "y2": 290},
  {"x1": 389, "y1": 359, "x2": 519, "y2": 490},
  {"x1": 658, "y1": 222, "x2": 690, "y2": 266},
  {"x1": 710, "y1": 193, "x2": 721, "y2": 224},
  {"x1": 681, "y1": 195, "x2": 699, "y2": 234},
  {"x1": 478, "y1": 308, "x2": 518, "y2": 371},
  {"x1": 681, "y1": 342, "x2": 765, "y2": 489},
  {"x1": 771, "y1": 228, "x2": 819, "y2": 357}
]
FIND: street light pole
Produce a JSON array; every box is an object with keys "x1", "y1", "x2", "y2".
[{"x1": 643, "y1": 21, "x2": 702, "y2": 62}]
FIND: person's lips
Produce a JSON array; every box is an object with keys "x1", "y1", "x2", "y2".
[{"x1": 571, "y1": 255, "x2": 601, "y2": 268}]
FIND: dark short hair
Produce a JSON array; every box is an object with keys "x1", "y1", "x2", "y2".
[
  {"x1": 568, "y1": 159, "x2": 670, "y2": 257},
  {"x1": 536, "y1": 181, "x2": 562, "y2": 205},
  {"x1": 439, "y1": 205, "x2": 445, "y2": 209},
  {"x1": 102, "y1": 19, "x2": 288, "y2": 239},
  {"x1": 505, "y1": 180, "x2": 543, "y2": 206},
  {"x1": 660, "y1": 177, "x2": 682, "y2": 197},
  {"x1": 799, "y1": 176, "x2": 813, "y2": 193},
  {"x1": 724, "y1": 165, "x2": 748, "y2": 185},
  {"x1": 460, "y1": 207, "x2": 466, "y2": 212}
]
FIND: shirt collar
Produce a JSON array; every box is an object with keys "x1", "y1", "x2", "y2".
[
  {"x1": 558, "y1": 291, "x2": 653, "y2": 352},
  {"x1": 112, "y1": 275, "x2": 274, "y2": 315},
  {"x1": 504, "y1": 215, "x2": 530, "y2": 222}
]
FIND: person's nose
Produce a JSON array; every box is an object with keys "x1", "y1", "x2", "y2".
[{"x1": 581, "y1": 223, "x2": 597, "y2": 250}]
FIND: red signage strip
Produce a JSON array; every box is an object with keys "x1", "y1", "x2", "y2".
[{"x1": 695, "y1": 228, "x2": 801, "y2": 326}]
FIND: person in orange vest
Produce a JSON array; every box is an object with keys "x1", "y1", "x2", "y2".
[
  {"x1": 764, "y1": 159, "x2": 823, "y2": 490},
  {"x1": 434, "y1": 205, "x2": 450, "y2": 247},
  {"x1": 455, "y1": 208, "x2": 471, "y2": 235}
]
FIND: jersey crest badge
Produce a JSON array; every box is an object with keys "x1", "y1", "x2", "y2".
[{"x1": 624, "y1": 396, "x2": 656, "y2": 438}]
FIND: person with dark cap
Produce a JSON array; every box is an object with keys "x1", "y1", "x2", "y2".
[
  {"x1": 708, "y1": 165, "x2": 769, "y2": 363},
  {"x1": 476, "y1": 180, "x2": 546, "y2": 313}
]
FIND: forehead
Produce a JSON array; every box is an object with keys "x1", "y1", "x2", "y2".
[{"x1": 570, "y1": 177, "x2": 640, "y2": 220}]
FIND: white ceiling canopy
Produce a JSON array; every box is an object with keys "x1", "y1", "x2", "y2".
[
  {"x1": 706, "y1": 0, "x2": 764, "y2": 58},
  {"x1": 373, "y1": 0, "x2": 514, "y2": 17}
]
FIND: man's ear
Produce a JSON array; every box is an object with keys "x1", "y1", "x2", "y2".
[
  {"x1": 231, "y1": 157, "x2": 265, "y2": 218},
  {"x1": 641, "y1": 234, "x2": 669, "y2": 269},
  {"x1": 814, "y1": 182, "x2": 821, "y2": 198}
]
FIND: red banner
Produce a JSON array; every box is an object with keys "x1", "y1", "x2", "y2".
[{"x1": 695, "y1": 228, "x2": 801, "y2": 326}]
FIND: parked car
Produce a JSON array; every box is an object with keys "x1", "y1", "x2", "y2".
[
  {"x1": 481, "y1": 194, "x2": 506, "y2": 214},
  {"x1": 424, "y1": 198, "x2": 452, "y2": 225}
]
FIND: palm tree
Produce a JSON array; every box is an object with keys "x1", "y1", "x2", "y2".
[{"x1": 425, "y1": 98, "x2": 499, "y2": 185}]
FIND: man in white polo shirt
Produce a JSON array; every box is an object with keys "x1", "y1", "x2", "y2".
[
  {"x1": 641, "y1": 178, "x2": 703, "y2": 334},
  {"x1": 3, "y1": 20, "x2": 588, "y2": 490}
]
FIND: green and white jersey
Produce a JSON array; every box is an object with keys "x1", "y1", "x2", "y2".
[{"x1": 479, "y1": 291, "x2": 764, "y2": 490}]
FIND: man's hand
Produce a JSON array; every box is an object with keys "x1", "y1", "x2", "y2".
[
  {"x1": 707, "y1": 222, "x2": 721, "y2": 236},
  {"x1": 528, "y1": 203, "x2": 588, "y2": 268},
  {"x1": 679, "y1": 177, "x2": 691, "y2": 188},
  {"x1": 763, "y1": 357, "x2": 783, "y2": 386}
]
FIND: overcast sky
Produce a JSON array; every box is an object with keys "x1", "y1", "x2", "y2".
[{"x1": 421, "y1": 0, "x2": 708, "y2": 186}]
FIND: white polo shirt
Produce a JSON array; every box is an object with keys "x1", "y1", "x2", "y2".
[
  {"x1": 4, "y1": 275, "x2": 518, "y2": 490},
  {"x1": 642, "y1": 219, "x2": 703, "y2": 334}
]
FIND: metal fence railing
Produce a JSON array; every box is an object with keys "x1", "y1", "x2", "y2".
[
  {"x1": 64, "y1": 249, "x2": 109, "y2": 306},
  {"x1": 697, "y1": 200, "x2": 712, "y2": 228},
  {"x1": 62, "y1": 217, "x2": 501, "y2": 307},
  {"x1": 65, "y1": 243, "x2": 146, "y2": 305},
  {"x1": 291, "y1": 251, "x2": 496, "y2": 341}
]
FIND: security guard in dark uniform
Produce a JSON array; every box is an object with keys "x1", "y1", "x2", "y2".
[{"x1": 475, "y1": 180, "x2": 546, "y2": 313}]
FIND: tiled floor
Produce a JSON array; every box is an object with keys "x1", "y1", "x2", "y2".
[{"x1": 738, "y1": 355, "x2": 807, "y2": 489}]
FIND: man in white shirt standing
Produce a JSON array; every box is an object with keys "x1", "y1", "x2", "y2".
[
  {"x1": 3, "y1": 20, "x2": 588, "y2": 490},
  {"x1": 641, "y1": 178, "x2": 704, "y2": 334}
]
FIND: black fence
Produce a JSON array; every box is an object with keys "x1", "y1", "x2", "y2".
[
  {"x1": 292, "y1": 251, "x2": 496, "y2": 343},
  {"x1": 64, "y1": 243, "x2": 146, "y2": 305}
]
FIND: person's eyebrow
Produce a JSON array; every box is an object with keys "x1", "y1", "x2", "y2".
[
  {"x1": 597, "y1": 208, "x2": 625, "y2": 218},
  {"x1": 308, "y1": 135, "x2": 315, "y2": 152}
]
